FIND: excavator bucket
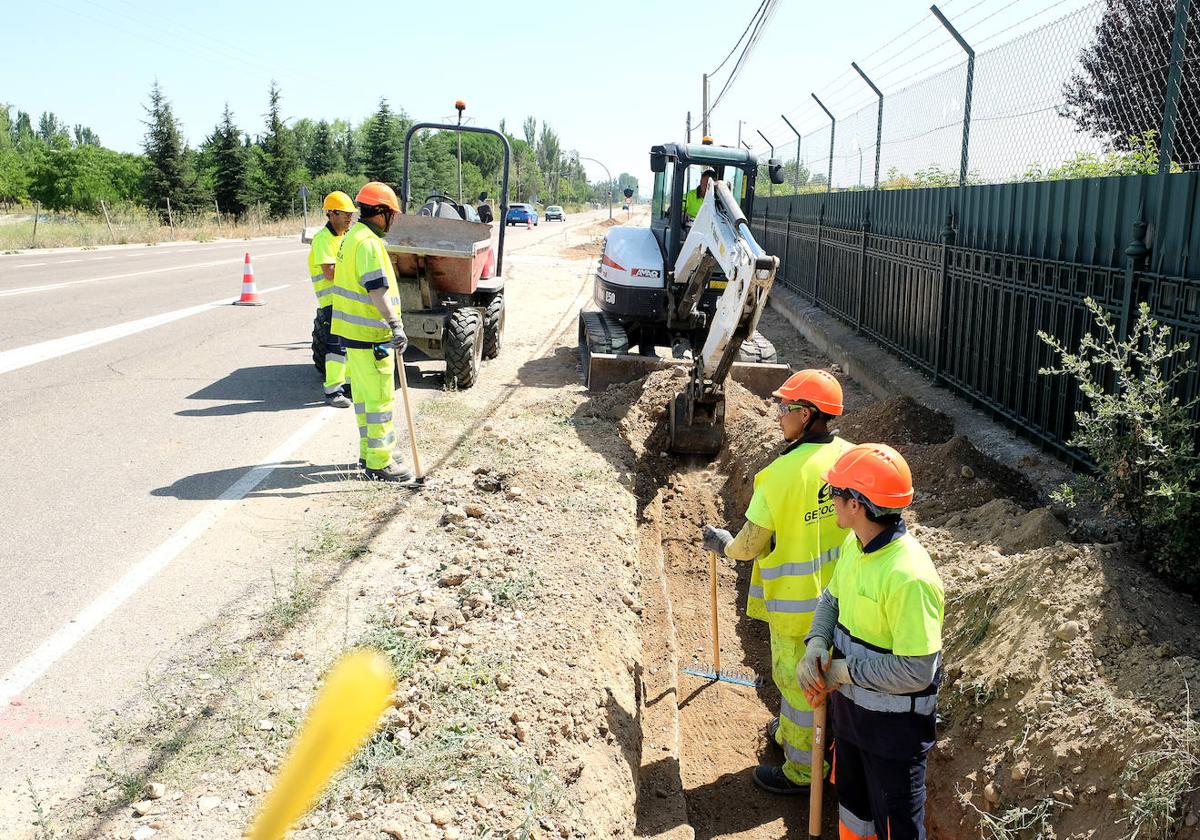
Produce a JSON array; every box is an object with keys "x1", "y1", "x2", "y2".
[{"x1": 668, "y1": 389, "x2": 726, "y2": 456}]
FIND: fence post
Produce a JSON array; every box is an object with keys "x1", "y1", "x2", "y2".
[
  {"x1": 931, "y1": 5, "x2": 975, "y2": 187},
  {"x1": 166, "y1": 197, "x2": 175, "y2": 233},
  {"x1": 812, "y1": 94, "x2": 835, "y2": 193},
  {"x1": 31, "y1": 201, "x2": 40, "y2": 248},
  {"x1": 784, "y1": 201, "x2": 793, "y2": 289},
  {"x1": 933, "y1": 211, "x2": 957, "y2": 383},
  {"x1": 1121, "y1": 211, "x2": 1150, "y2": 341},
  {"x1": 100, "y1": 199, "x2": 116, "y2": 244},
  {"x1": 852, "y1": 62, "x2": 885, "y2": 189},
  {"x1": 812, "y1": 202, "x2": 826, "y2": 305},
  {"x1": 856, "y1": 204, "x2": 871, "y2": 332},
  {"x1": 1159, "y1": 0, "x2": 1192, "y2": 172},
  {"x1": 781, "y1": 114, "x2": 803, "y2": 192}
]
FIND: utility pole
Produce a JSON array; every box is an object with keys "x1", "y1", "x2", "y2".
[
  {"x1": 738, "y1": 120, "x2": 743, "y2": 148},
  {"x1": 702, "y1": 74, "x2": 710, "y2": 138},
  {"x1": 455, "y1": 100, "x2": 466, "y2": 203},
  {"x1": 687, "y1": 111, "x2": 692, "y2": 143}
]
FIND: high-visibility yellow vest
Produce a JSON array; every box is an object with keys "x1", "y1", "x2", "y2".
[
  {"x1": 685, "y1": 188, "x2": 704, "y2": 219},
  {"x1": 744, "y1": 435, "x2": 854, "y2": 636},
  {"x1": 829, "y1": 531, "x2": 943, "y2": 658},
  {"x1": 827, "y1": 528, "x2": 944, "y2": 758},
  {"x1": 331, "y1": 221, "x2": 401, "y2": 344},
  {"x1": 307, "y1": 224, "x2": 341, "y2": 307}
]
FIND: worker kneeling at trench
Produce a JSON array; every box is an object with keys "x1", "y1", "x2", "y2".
[
  {"x1": 701, "y1": 369, "x2": 854, "y2": 795},
  {"x1": 798, "y1": 443, "x2": 945, "y2": 840}
]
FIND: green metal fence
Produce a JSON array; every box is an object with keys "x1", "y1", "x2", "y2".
[{"x1": 752, "y1": 173, "x2": 1200, "y2": 466}]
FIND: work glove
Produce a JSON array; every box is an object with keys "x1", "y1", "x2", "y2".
[
  {"x1": 796, "y1": 638, "x2": 832, "y2": 695},
  {"x1": 701, "y1": 525, "x2": 733, "y2": 556},
  {"x1": 388, "y1": 322, "x2": 408, "y2": 355}
]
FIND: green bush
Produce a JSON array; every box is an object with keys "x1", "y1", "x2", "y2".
[{"x1": 1039, "y1": 298, "x2": 1200, "y2": 591}]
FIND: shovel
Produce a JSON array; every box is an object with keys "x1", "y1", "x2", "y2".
[
  {"x1": 809, "y1": 697, "x2": 827, "y2": 838},
  {"x1": 396, "y1": 351, "x2": 425, "y2": 483}
]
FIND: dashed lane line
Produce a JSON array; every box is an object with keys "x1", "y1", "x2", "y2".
[
  {"x1": 0, "y1": 250, "x2": 298, "y2": 297},
  {"x1": 0, "y1": 284, "x2": 289, "y2": 376},
  {"x1": 0, "y1": 405, "x2": 338, "y2": 708}
]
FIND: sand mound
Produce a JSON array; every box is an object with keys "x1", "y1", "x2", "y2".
[
  {"x1": 839, "y1": 395, "x2": 955, "y2": 446},
  {"x1": 930, "y1": 498, "x2": 1069, "y2": 554}
]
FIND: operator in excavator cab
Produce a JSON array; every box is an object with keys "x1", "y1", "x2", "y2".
[{"x1": 684, "y1": 168, "x2": 716, "y2": 223}]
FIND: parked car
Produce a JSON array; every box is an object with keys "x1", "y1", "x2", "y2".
[
  {"x1": 545, "y1": 205, "x2": 565, "y2": 221},
  {"x1": 505, "y1": 203, "x2": 539, "y2": 226}
]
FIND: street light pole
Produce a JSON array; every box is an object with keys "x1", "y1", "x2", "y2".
[
  {"x1": 454, "y1": 100, "x2": 466, "y2": 204},
  {"x1": 578, "y1": 155, "x2": 613, "y2": 220}
]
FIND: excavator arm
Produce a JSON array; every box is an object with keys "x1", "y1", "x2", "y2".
[{"x1": 668, "y1": 180, "x2": 779, "y2": 454}]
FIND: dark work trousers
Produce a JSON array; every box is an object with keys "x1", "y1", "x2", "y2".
[{"x1": 833, "y1": 737, "x2": 928, "y2": 840}]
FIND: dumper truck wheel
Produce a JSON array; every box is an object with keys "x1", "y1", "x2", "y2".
[
  {"x1": 737, "y1": 331, "x2": 778, "y2": 364},
  {"x1": 312, "y1": 310, "x2": 331, "y2": 375},
  {"x1": 444, "y1": 307, "x2": 483, "y2": 389},
  {"x1": 482, "y1": 292, "x2": 505, "y2": 360}
]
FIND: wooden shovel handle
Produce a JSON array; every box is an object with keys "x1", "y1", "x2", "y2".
[
  {"x1": 708, "y1": 550, "x2": 720, "y2": 675},
  {"x1": 809, "y1": 699, "x2": 827, "y2": 838}
]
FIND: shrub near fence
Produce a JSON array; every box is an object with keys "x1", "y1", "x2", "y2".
[{"x1": 751, "y1": 172, "x2": 1200, "y2": 468}]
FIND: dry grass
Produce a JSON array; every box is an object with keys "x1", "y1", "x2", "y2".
[{"x1": 0, "y1": 205, "x2": 306, "y2": 251}]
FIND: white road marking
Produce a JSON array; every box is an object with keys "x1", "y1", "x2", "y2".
[
  {"x1": 0, "y1": 251, "x2": 297, "y2": 298},
  {"x1": 0, "y1": 284, "x2": 289, "y2": 375},
  {"x1": 14, "y1": 262, "x2": 46, "y2": 268},
  {"x1": 0, "y1": 405, "x2": 338, "y2": 708}
]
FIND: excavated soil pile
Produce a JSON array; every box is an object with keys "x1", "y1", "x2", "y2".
[
  {"x1": 838, "y1": 394, "x2": 955, "y2": 446},
  {"x1": 595, "y1": 368, "x2": 1200, "y2": 839}
]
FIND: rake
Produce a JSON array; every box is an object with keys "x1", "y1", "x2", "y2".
[{"x1": 679, "y1": 551, "x2": 765, "y2": 688}]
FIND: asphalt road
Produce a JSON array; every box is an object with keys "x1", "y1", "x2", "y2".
[{"x1": 0, "y1": 210, "x2": 609, "y2": 827}]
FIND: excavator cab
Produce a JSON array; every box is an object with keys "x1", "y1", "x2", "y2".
[{"x1": 580, "y1": 140, "x2": 787, "y2": 454}]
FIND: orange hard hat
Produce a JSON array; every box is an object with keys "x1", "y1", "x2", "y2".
[
  {"x1": 355, "y1": 181, "x2": 400, "y2": 213},
  {"x1": 823, "y1": 443, "x2": 914, "y2": 511},
  {"x1": 772, "y1": 369, "x2": 844, "y2": 415}
]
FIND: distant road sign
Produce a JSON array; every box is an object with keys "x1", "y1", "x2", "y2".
[{"x1": 298, "y1": 184, "x2": 309, "y2": 199}]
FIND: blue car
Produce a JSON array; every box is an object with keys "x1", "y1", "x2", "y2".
[{"x1": 505, "y1": 203, "x2": 539, "y2": 226}]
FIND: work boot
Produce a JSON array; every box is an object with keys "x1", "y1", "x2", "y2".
[
  {"x1": 326, "y1": 389, "x2": 351, "y2": 409},
  {"x1": 362, "y1": 462, "x2": 414, "y2": 483},
  {"x1": 752, "y1": 764, "x2": 809, "y2": 796}
]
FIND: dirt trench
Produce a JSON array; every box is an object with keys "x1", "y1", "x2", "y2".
[{"x1": 576, "y1": 307, "x2": 1200, "y2": 840}]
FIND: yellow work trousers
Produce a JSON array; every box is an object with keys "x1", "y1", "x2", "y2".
[
  {"x1": 319, "y1": 306, "x2": 347, "y2": 395},
  {"x1": 346, "y1": 347, "x2": 396, "y2": 470},
  {"x1": 771, "y1": 632, "x2": 823, "y2": 785}
]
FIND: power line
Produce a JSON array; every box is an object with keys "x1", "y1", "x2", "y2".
[
  {"x1": 709, "y1": 0, "x2": 780, "y2": 118},
  {"x1": 710, "y1": 0, "x2": 770, "y2": 77}
]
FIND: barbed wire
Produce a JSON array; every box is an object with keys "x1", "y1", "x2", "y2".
[{"x1": 745, "y1": 0, "x2": 1197, "y2": 188}]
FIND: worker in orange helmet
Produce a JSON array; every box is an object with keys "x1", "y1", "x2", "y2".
[
  {"x1": 797, "y1": 443, "x2": 945, "y2": 840},
  {"x1": 330, "y1": 182, "x2": 412, "y2": 482},
  {"x1": 700, "y1": 369, "x2": 854, "y2": 794}
]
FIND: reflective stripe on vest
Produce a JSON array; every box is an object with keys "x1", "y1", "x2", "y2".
[
  {"x1": 307, "y1": 226, "x2": 340, "y2": 302},
  {"x1": 834, "y1": 624, "x2": 939, "y2": 715},
  {"x1": 331, "y1": 222, "x2": 400, "y2": 344}
]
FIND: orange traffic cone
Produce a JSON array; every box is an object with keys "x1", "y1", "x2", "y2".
[
  {"x1": 234, "y1": 252, "x2": 264, "y2": 306},
  {"x1": 526, "y1": 213, "x2": 532, "y2": 230}
]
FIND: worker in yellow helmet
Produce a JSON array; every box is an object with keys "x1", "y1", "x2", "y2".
[
  {"x1": 331, "y1": 182, "x2": 411, "y2": 482},
  {"x1": 700, "y1": 369, "x2": 853, "y2": 795},
  {"x1": 309, "y1": 191, "x2": 356, "y2": 407},
  {"x1": 798, "y1": 443, "x2": 944, "y2": 840}
]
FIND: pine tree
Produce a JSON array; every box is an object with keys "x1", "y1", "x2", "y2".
[
  {"x1": 308, "y1": 119, "x2": 339, "y2": 176},
  {"x1": 337, "y1": 123, "x2": 359, "y2": 175},
  {"x1": 259, "y1": 81, "x2": 301, "y2": 217},
  {"x1": 210, "y1": 104, "x2": 249, "y2": 219},
  {"x1": 141, "y1": 80, "x2": 187, "y2": 216},
  {"x1": 363, "y1": 98, "x2": 401, "y2": 185}
]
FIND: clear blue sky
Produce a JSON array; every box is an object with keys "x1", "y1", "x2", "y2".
[{"x1": 7, "y1": 0, "x2": 1095, "y2": 190}]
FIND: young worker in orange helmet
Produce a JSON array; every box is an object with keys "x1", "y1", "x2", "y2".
[
  {"x1": 797, "y1": 443, "x2": 945, "y2": 840},
  {"x1": 700, "y1": 369, "x2": 854, "y2": 794}
]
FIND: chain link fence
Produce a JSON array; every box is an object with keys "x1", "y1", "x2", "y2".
[{"x1": 748, "y1": 0, "x2": 1199, "y2": 189}]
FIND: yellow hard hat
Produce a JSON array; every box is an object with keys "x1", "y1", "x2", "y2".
[{"x1": 322, "y1": 191, "x2": 355, "y2": 213}]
